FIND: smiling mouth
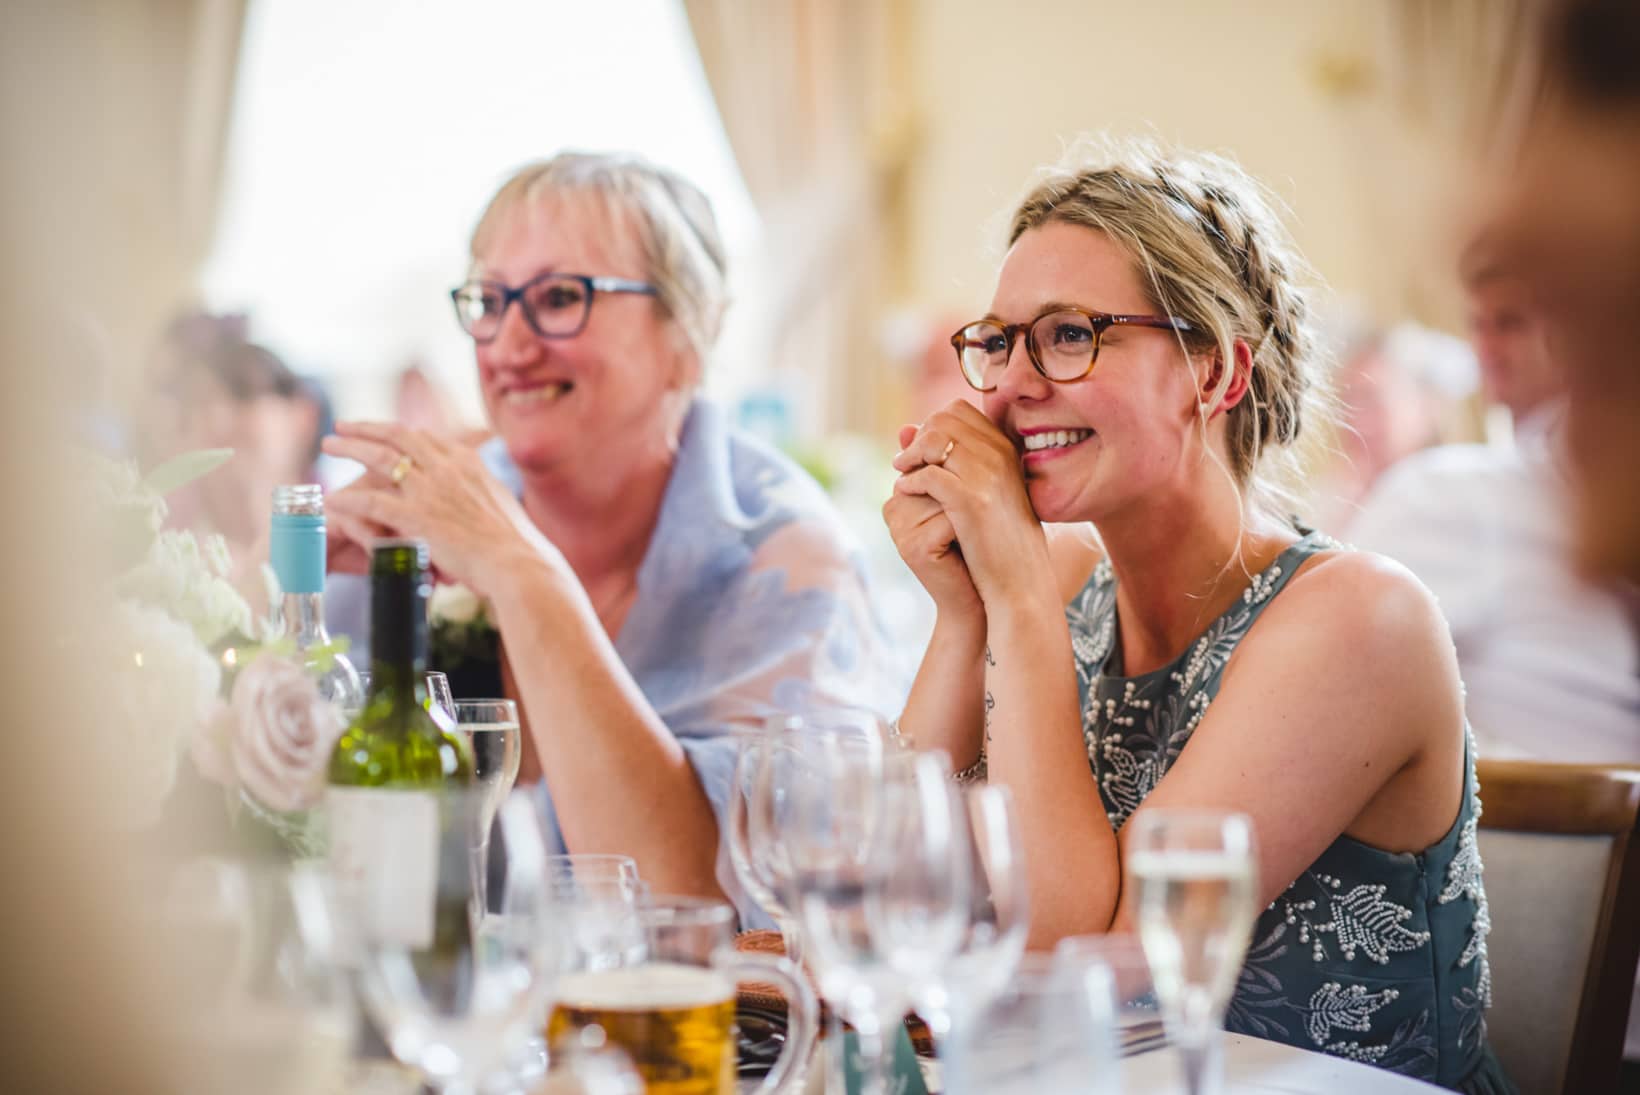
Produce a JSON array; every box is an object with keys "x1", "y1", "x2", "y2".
[
  {"x1": 1021, "y1": 428, "x2": 1093, "y2": 452},
  {"x1": 502, "y1": 381, "x2": 572, "y2": 407}
]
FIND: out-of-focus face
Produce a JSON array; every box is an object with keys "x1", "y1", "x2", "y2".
[
  {"x1": 1499, "y1": 104, "x2": 1640, "y2": 581},
  {"x1": 471, "y1": 190, "x2": 692, "y2": 482},
  {"x1": 1464, "y1": 276, "x2": 1562, "y2": 420},
  {"x1": 980, "y1": 222, "x2": 1207, "y2": 525},
  {"x1": 172, "y1": 370, "x2": 315, "y2": 526},
  {"x1": 1335, "y1": 350, "x2": 1434, "y2": 474}
]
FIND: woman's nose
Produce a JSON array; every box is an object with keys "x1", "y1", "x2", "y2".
[{"x1": 993, "y1": 335, "x2": 1050, "y2": 402}]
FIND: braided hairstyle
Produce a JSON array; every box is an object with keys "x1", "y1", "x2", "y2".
[{"x1": 1008, "y1": 137, "x2": 1330, "y2": 518}]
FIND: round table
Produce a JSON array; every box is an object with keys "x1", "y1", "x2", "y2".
[
  {"x1": 1105, "y1": 1033, "x2": 1442, "y2": 1094},
  {"x1": 916, "y1": 1033, "x2": 1445, "y2": 1094}
]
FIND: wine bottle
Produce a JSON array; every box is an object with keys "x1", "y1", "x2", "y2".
[
  {"x1": 270, "y1": 484, "x2": 362, "y2": 708},
  {"x1": 327, "y1": 538, "x2": 474, "y2": 946}
]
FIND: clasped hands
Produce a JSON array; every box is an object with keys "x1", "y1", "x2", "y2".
[{"x1": 883, "y1": 400, "x2": 1048, "y2": 615}]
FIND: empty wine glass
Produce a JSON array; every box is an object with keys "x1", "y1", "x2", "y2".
[
  {"x1": 1127, "y1": 808, "x2": 1258, "y2": 1095},
  {"x1": 727, "y1": 719, "x2": 811, "y2": 960},
  {"x1": 784, "y1": 738, "x2": 970, "y2": 1095},
  {"x1": 352, "y1": 790, "x2": 555, "y2": 1094},
  {"x1": 916, "y1": 784, "x2": 1029, "y2": 1044}
]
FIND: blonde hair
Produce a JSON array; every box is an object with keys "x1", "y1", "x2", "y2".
[
  {"x1": 471, "y1": 151, "x2": 729, "y2": 368},
  {"x1": 1008, "y1": 137, "x2": 1330, "y2": 519}
]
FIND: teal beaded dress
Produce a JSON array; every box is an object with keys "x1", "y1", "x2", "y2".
[{"x1": 1067, "y1": 529, "x2": 1514, "y2": 1092}]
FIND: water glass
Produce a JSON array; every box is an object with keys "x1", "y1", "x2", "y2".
[
  {"x1": 1127, "y1": 808, "x2": 1258, "y2": 1095},
  {"x1": 726, "y1": 720, "x2": 811, "y2": 959}
]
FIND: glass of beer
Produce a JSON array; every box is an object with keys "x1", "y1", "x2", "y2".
[{"x1": 548, "y1": 897, "x2": 818, "y2": 1095}]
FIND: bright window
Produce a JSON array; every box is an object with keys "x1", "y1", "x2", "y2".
[{"x1": 203, "y1": 0, "x2": 758, "y2": 421}]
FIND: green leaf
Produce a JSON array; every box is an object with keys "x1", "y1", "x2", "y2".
[{"x1": 142, "y1": 449, "x2": 234, "y2": 496}]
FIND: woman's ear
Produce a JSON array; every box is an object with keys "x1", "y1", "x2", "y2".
[{"x1": 1200, "y1": 339, "x2": 1254, "y2": 418}]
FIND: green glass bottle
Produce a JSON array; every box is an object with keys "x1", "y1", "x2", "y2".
[{"x1": 326, "y1": 539, "x2": 473, "y2": 947}]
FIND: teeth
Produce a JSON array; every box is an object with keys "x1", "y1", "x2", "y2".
[
  {"x1": 1023, "y1": 429, "x2": 1091, "y2": 452},
  {"x1": 503, "y1": 383, "x2": 569, "y2": 407}
]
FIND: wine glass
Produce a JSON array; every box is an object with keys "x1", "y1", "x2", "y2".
[
  {"x1": 916, "y1": 784, "x2": 1029, "y2": 1044},
  {"x1": 784, "y1": 738, "x2": 970, "y2": 1095},
  {"x1": 427, "y1": 671, "x2": 456, "y2": 723},
  {"x1": 352, "y1": 789, "x2": 555, "y2": 1095},
  {"x1": 159, "y1": 859, "x2": 357, "y2": 1095},
  {"x1": 453, "y1": 699, "x2": 521, "y2": 914},
  {"x1": 1127, "y1": 809, "x2": 1258, "y2": 1095},
  {"x1": 727, "y1": 720, "x2": 809, "y2": 960},
  {"x1": 350, "y1": 670, "x2": 455, "y2": 722}
]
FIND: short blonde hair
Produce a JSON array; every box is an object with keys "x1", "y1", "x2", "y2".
[
  {"x1": 471, "y1": 151, "x2": 729, "y2": 367},
  {"x1": 1009, "y1": 137, "x2": 1330, "y2": 517}
]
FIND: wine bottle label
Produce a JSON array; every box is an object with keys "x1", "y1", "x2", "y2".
[{"x1": 326, "y1": 786, "x2": 439, "y2": 948}]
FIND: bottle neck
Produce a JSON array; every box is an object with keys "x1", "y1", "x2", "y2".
[
  {"x1": 365, "y1": 659, "x2": 428, "y2": 708},
  {"x1": 278, "y1": 592, "x2": 330, "y2": 646}
]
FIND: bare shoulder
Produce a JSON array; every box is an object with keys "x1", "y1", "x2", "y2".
[
  {"x1": 1242, "y1": 546, "x2": 1462, "y2": 732},
  {"x1": 1045, "y1": 523, "x2": 1104, "y2": 603}
]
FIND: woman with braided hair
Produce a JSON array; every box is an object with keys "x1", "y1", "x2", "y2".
[{"x1": 886, "y1": 139, "x2": 1510, "y2": 1090}]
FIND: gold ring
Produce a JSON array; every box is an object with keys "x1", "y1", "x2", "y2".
[
  {"x1": 937, "y1": 439, "x2": 956, "y2": 465},
  {"x1": 389, "y1": 454, "x2": 414, "y2": 485}
]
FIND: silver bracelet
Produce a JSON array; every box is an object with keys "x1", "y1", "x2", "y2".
[{"x1": 952, "y1": 743, "x2": 988, "y2": 784}]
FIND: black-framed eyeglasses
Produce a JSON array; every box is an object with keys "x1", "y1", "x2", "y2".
[
  {"x1": 950, "y1": 307, "x2": 1195, "y2": 392},
  {"x1": 449, "y1": 271, "x2": 658, "y2": 343}
]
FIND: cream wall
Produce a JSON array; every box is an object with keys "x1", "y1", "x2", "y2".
[{"x1": 900, "y1": 0, "x2": 1459, "y2": 332}]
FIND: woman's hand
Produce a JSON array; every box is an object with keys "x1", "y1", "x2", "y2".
[
  {"x1": 884, "y1": 421, "x2": 984, "y2": 626},
  {"x1": 321, "y1": 422, "x2": 563, "y2": 599},
  {"x1": 889, "y1": 400, "x2": 1051, "y2": 610}
]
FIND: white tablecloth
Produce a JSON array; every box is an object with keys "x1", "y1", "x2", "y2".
[{"x1": 1113, "y1": 1033, "x2": 1442, "y2": 1093}]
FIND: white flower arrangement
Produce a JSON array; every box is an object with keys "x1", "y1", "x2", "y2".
[{"x1": 83, "y1": 447, "x2": 345, "y2": 833}]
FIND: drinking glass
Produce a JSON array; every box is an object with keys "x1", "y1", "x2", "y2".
[
  {"x1": 547, "y1": 897, "x2": 818, "y2": 1095},
  {"x1": 1127, "y1": 809, "x2": 1258, "y2": 1095},
  {"x1": 427, "y1": 671, "x2": 456, "y2": 722},
  {"x1": 547, "y1": 854, "x2": 647, "y2": 973},
  {"x1": 351, "y1": 670, "x2": 455, "y2": 722},
  {"x1": 352, "y1": 790, "x2": 556, "y2": 1094},
  {"x1": 916, "y1": 784, "x2": 1029, "y2": 1043},
  {"x1": 159, "y1": 859, "x2": 357, "y2": 1095},
  {"x1": 941, "y1": 952, "x2": 1118, "y2": 1095},
  {"x1": 727, "y1": 720, "x2": 809, "y2": 961},
  {"x1": 784, "y1": 738, "x2": 970, "y2": 1095},
  {"x1": 453, "y1": 699, "x2": 521, "y2": 814}
]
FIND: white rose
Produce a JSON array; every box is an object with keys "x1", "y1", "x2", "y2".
[
  {"x1": 229, "y1": 653, "x2": 344, "y2": 813},
  {"x1": 430, "y1": 581, "x2": 482, "y2": 626},
  {"x1": 93, "y1": 600, "x2": 221, "y2": 827}
]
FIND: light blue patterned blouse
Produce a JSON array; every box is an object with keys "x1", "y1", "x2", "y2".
[{"x1": 330, "y1": 399, "x2": 908, "y2": 919}]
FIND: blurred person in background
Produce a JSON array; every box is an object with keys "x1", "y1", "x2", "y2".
[
  {"x1": 888, "y1": 139, "x2": 1505, "y2": 1089},
  {"x1": 145, "y1": 316, "x2": 329, "y2": 610},
  {"x1": 1491, "y1": 0, "x2": 1640, "y2": 1069},
  {"x1": 1349, "y1": 241, "x2": 1640, "y2": 763},
  {"x1": 1314, "y1": 322, "x2": 1477, "y2": 533},
  {"x1": 322, "y1": 152, "x2": 902, "y2": 903}
]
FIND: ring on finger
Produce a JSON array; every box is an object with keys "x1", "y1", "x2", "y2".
[
  {"x1": 934, "y1": 439, "x2": 956, "y2": 465},
  {"x1": 389, "y1": 454, "x2": 414, "y2": 485}
]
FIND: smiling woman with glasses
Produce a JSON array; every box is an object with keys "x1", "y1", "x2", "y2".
[
  {"x1": 883, "y1": 137, "x2": 1510, "y2": 1092},
  {"x1": 319, "y1": 151, "x2": 904, "y2": 909}
]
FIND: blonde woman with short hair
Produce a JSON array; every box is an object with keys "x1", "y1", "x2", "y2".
[{"x1": 886, "y1": 139, "x2": 1509, "y2": 1090}]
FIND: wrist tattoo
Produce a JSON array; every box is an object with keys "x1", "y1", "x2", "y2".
[
  {"x1": 984, "y1": 689, "x2": 995, "y2": 741},
  {"x1": 984, "y1": 644, "x2": 996, "y2": 667}
]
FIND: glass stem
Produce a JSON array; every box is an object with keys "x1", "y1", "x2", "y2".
[
  {"x1": 851, "y1": 1004, "x2": 901, "y2": 1095},
  {"x1": 1178, "y1": 1029, "x2": 1223, "y2": 1095}
]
